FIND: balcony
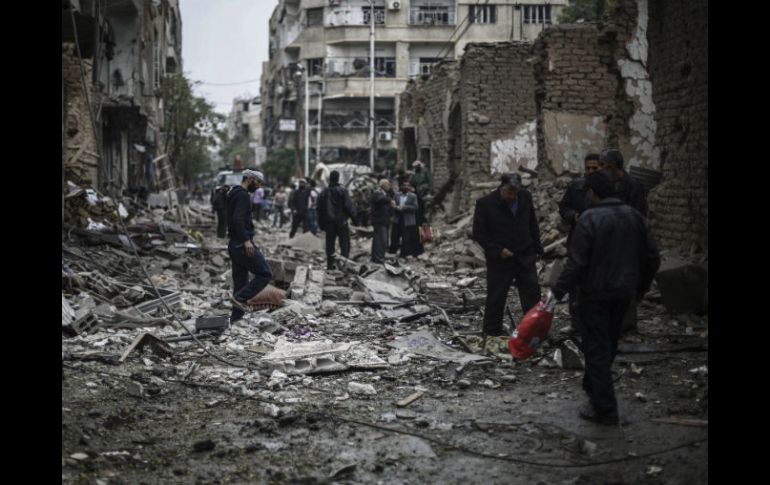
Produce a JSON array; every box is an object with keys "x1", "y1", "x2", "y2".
[
  {"x1": 326, "y1": 57, "x2": 396, "y2": 78},
  {"x1": 313, "y1": 112, "x2": 396, "y2": 130},
  {"x1": 323, "y1": 77, "x2": 407, "y2": 99}
]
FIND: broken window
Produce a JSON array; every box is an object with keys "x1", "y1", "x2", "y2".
[
  {"x1": 306, "y1": 7, "x2": 324, "y2": 27},
  {"x1": 523, "y1": 5, "x2": 551, "y2": 24},
  {"x1": 308, "y1": 58, "x2": 324, "y2": 77},
  {"x1": 470, "y1": 5, "x2": 497, "y2": 24},
  {"x1": 362, "y1": 6, "x2": 385, "y2": 25},
  {"x1": 409, "y1": 1, "x2": 455, "y2": 25}
]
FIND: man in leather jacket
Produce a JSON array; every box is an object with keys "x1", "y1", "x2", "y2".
[
  {"x1": 317, "y1": 170, "x2": 357, "y2": 270},
  {"x1": 550, "y1": 170, "x2": 660, "y2": 425}
]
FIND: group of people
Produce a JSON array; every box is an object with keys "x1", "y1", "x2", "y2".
[
  {"x1": 472, "y1": 148, "x2": 660, "y2": 426},
  {"x1": 220, "y1": 148, "x2": 656, "y2": 427}
]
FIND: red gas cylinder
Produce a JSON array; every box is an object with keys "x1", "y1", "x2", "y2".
[{"x1": 508, "y1": 300, "x2": 555, "y2": 361}]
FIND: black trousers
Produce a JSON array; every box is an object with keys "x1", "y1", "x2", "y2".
[
  {"x1": 289, "y1": 212, "x2": 307, "y2": 238},
  {"x1": 483, "y1": 256, "x2": 541, "y2": 334},
  {"x1": 216, "y1": 209, "x2": 227, "y2": 238},
  {"x1": 568, "y1": 291, "x2": 582, "y2": 332},
  {"x1": 325, "y1": 218, "x2": 350, "y2": 269},
  {"x1": 579, "y1": 299, "x2": 630, "y2": 416},
  {"x1": 371, "y1": 224, "x2": 389, "y2": 263},
  {"x1": 389, "y1": 221, "x2": 402, "y2": 253},
  {"x1": 401, "y1": 224, "x2": 420, "y2": 257},
  {"x1": 228, "y1": 241, "x2": 273, "y2": 322}
]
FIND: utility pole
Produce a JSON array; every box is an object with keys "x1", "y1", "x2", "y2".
[
  {"x1": 304, "y1": 69, "x2": 310, "y2": 178},
  {"x1": 369, "y1": 0, "x2": 375, "y2": 169},
  {"x1": 316, "y1": 80, "x2": 322, "y2": 167}
]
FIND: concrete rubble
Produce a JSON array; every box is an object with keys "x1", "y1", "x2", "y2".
[{"x1": 62, "y1": 176, "x2": 708, "y2": 484}]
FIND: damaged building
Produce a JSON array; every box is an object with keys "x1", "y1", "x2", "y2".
[
  {"x1": 260, "y1": 0, "x2": 568, "y2": 168},
  {"x1": 62, "y1": 0, "x2": 183, "y2": 200},
  {"x1": 399, "y1": 0, "x2": 707, "y2": 255}
]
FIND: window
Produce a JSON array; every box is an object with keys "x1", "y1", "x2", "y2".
[
  {"x1": 470, "y1": 5, "x2": 496, "y2": 24},
  {"x1": 372, "y1": 57, "x2": 396, "y2": 77},
  {"x1": 523, "y1": 5, "x2": 552, "y2": 24},
  {"x1": 241, "y1": 124, "x2": 250, "y2": 137},
  {"x1": 308, "y1": 58, "x2": 323, "y2": 77},
  {"x1": 306, "y1": 7, "x2": 323, "y2": 27},
  {"x1": 362, "y1": 6, "x2": 385, "y2": 25},
  {"x1": 409, "y1": 1, "x2": 455, "y2": 25},
  {"x1": 419, "y1": 58, "x2": 441, "y2": 76},
  {"x1": 243, "y1": 102, "x2": 249, "y2": 112}
]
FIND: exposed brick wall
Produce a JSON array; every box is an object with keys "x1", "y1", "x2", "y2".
[
  {"x1": 63, "y1": 43, "x2": 99, "y2": 187},
  {"x1": 532, "y1": 0, "x2": 642, "y2": 175},
  {"x1": 399, "y1": 61, "x2": 459, "y2": 192},
  {"x1": 459, "y1": 42, "x2": 536, "y2": 212},
  {"x1": 646, "y1": 0, "x2": 708, "y2": 253}
]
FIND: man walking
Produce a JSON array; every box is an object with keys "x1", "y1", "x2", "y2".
[
  {"x1": 251, "y1": 183, "x2": 264, "y2": 222},
  {"x1": 226, "y1": 170, "x2": 273, "y2": 324},
  {"x1": 550, "y1": 170, "x2": 660, "y2": 425},
  {"x1": 558, "y1": 153, "x2": 601, "y2": 334},
  {"x1": 272, "y1": 184, "x2": 287, "y2": 228},
  {"x1": 598, "y1": 148, "x2": 649, "y2": 335},
  {"x1": 472, "y1": 173, "x2": 543, "y2": 337},
  {"x1": 370, "y1": 179, "x2": 395, "y2": 264},
  {"x1": 289, "y1": 178, "x2": 311, "y2": 238},
  {"x1": 211, "y1": 185, "x2": 229, "y2": 239},
  {"x1": 317, "y1": 170, "x2": 356, "y2": 270}
]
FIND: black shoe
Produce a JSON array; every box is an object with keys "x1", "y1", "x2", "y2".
[{"x1": 578, "y1": 404, "x2": 619, "y2": 426}]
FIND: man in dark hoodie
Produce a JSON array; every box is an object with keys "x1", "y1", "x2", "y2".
[
  {"x1": 472, "y1": 173, "x2": 544, "y2": 337},
  {"x1": 550, "y1": 170, "x2": 660, "y2": 425},
  {"x1": 226, "y1": 169, "x2": 273, "y2": 324},
  {"x1": 317, "y1": 170, "x2": 357, "y2": 270}
]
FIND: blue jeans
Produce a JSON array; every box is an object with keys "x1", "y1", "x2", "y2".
[
  {"x1": 307, "y1": 208, "x2": 318, "y2": 235},
  {"x1": 579, "y1": 299, "x2": 630, "y2": 415},
  {"x1": 228, "y1": 240, "x2": 272, "y2": 322}
]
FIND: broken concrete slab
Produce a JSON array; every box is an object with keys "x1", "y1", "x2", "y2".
[
  {"x1": 357, "y1": 276, "x2": 415, "y2": 303},
  {"x1": 348, "y1": 382, "x2": 377, "y2": 396},
  {"x1": 280, "y1": 232, "x2": 324, "y2": 253},
  {"x1": 261, "y1": 338, "x2": 388, "y2": 375},
  {"x1": 119, "y1": 332, "x2": 174, "y2": 362},
  {"x1": 387, "y1": 330, "x2": 490, "y2": 364}
]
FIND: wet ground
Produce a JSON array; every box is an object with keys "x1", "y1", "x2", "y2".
[{"x1": 62, "y1": 213, "x2": 707, "y2": 484}]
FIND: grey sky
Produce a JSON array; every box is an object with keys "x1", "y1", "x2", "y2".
[{"x1": 180, "y1": 0, "x2": 279, "y2": 114}]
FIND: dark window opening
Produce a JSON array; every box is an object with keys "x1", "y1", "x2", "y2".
[
  {"x1": 241, "y1": 124, "x2": 250, "y2": 137},
  {"x1": 308, "y1": 58, "x2": 323, "y2": 77},
  {"x1": 363, "y1": 6, "x2": 385, "y2": 25},
  {"x1": 523, "y1": 5, "x2": 551, "y2": 24},
  {"x1": 306, "y1": 7, "x2": 324, "y2": 27}
]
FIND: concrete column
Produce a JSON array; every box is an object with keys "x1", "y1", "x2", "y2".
[{"x1": 396, "y1": 41, "x2": 409, "y2": 79}]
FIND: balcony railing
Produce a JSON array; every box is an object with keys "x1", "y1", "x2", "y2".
[
  {"x1": 313, "y1": 112, "x2": 396, "y2": 130},
  {"x1": 325, "y1": 57, "x2": 396, "y2": 78}
]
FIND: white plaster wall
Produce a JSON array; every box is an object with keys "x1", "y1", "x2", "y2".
[
  {"x1": 543, "y1": 111, "x2": 607, "y2": 174},
  {"x1": 618, "y1": 0, "x2": 660, "y2": 170},
  {"x1": 490, "y1": 120, "x2": 538, "y2": 174}
]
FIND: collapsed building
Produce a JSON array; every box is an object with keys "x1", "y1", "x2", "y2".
[{"x1": 398, "y1": 0, "x2": 708, "y2": 256}]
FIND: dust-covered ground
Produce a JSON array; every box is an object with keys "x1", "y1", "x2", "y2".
[{"x1": 62, "y1": 202, "x2": 707, "y2": 485}]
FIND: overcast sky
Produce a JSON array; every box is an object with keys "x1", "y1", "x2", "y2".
[{"x1": 180, "y1": 0, "x2": 280, "y2": 115}]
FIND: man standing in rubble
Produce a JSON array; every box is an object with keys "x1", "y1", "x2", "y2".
[
  {"x1": 226, "y1": 169, "x2": 273, "y2": 324},
  {"x1": 211, "y1": 185, "x2": 229, "y2": 239},
  {"x1": 391, "y1": 181, "x2": 420, "y2": 258},
  {"x1": 558, "y1": 153, "x2": 601, "y2": 334},
  {"x1": 288, "y1": 178, "x2": 311, "y2": 238},
  {"x1": 307, "y1": 179, "x2": 320, "y2": 235},
  {"x1": 472, "y1": 173, "x2": 543, "y2": 337},
  {"x1": 410, "y1": 160, "x2": 432, "y2": 226},
  {"x1": 549, "y1": 170, "x2": 660, "y2": 425},
  {"x1": 598, "y1": 149, "x2": 649, "y2": 335},
  {"x1": 370, "y1": 179, "x2": 396, "y2": 264},
  {"x1": 318, "y1": 170, "x2": 357, "y2": 270}
]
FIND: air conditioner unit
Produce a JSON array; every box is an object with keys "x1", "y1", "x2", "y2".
[
  {"x1": 388, "y1": 1, "x2": 401, "y2": 10},
  {"x1": 378, "y1": 131, "x2": 393, "y2": 142}
]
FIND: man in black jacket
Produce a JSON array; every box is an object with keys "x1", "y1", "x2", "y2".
[
  {"x1": 226, "y1": 169, "x2": 273, "y2": 324},
  {"x1": 211, "y1": 185, "x2": 229, "y2": 239},
  {"x1": 288, "y1": 179, "x2": 311, "y2": 238},
  {"x1": 550, "y1": 171, "x2": 660, "y2": 425},
  {"x1": 558, "y1": 153, "x2": 601, "y2": 333},
  {"x1": 370, "y1": 178, "x2": 395, "y2": 264},
  {"x1": 599, "y1": 149, "x2": 649, "y2": 335},
  {"x1": 318, "y1": 170, "x2": 357, "y2": 270},
  {"x1": 472, "y1": 173, "x2": 544, "y2": 337}
]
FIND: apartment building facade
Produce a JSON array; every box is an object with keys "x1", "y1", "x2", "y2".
[{"x1": 260, "y1": 0, "x2": 567, "y2": 169}]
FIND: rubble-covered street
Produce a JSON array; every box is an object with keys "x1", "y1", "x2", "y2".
[{"x1": 62, "y1": 177, "x2": 707, "y2": 483}]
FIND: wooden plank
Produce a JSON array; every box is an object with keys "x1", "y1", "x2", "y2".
[
  {"x1": 396, "y1": 391, "x2": 424, "y2": 408},
  {"x1": 651, "y1": 417, "x2": 708, "y2": 428}
]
